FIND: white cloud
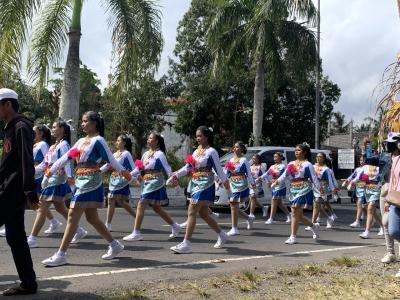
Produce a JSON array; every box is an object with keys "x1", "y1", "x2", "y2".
[{"x1": 317, "y1": 0, "x2": 400, "y2": 124}]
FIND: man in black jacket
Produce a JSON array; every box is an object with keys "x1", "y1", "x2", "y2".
[{"x1": 0, "y1": 88, "x2": 38, "y2": 296}]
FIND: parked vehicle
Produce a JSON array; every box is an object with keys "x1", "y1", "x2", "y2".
[{"x1": 212, "y1": 146, "x2": 332, "y2": 210}]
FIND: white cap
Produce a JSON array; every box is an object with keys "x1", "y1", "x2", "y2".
[
  {"x1": 384, "y1": 132, "x2": 400, "y2": 143},
  {"x1": 0, "y1": 88, "x2": 18, "y2": 101}
]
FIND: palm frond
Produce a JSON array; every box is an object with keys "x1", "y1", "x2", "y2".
[
  {"x1": 277, "y1": 19, "x2": 316, "y2": 74},
  {"x1": 257, "y1": 0, "x2": 316, "y2": 25},
  {"x1": 207, "y1": 0, "x2": 253, "y2": 76},
  {"x1": 375, "y1": 55, "x2": 400, "y2": 141},
  {"x1": 0, "y1": 0, "x2": 41, "y2": 74},
  {"x1": 103, "y1": 0, "x2": 163, "y2": 89},
  {"x1": 27, "y1": 0, "x2": 72, "y2": 88}
]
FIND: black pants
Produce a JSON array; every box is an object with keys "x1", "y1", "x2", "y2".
[{"x1": 0, "y1": 206, "x2": 37, "y2": 291}]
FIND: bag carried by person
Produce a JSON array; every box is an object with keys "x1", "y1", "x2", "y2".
[{"x1": 387, "y1": 156, "x2": 400, "y2": 207}]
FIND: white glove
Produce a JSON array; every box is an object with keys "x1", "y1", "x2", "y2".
[
  {"x1": 166, "y1": 177, "x2": 173, "y2": 186},
  {"x1": 41, "y1": 176, "x2": 50, "y2": 189}
]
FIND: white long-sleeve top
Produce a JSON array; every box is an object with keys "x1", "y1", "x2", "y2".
[
  {"x1": 277, "y1": 160, "x2": 320, "y2": 189},
  {"x1": 314, "y1": 164, "x2": 336, "y2": 192},
  {"x1": 224, "y1": 156, "x2": 255, "y2": 185},
  {"x1": 175, "y1": 147, "x2": 227, "y2": 182},
  {"x1": 352, "y1": 164, "x2": 380, "y2": 183},
  {"x1": 328, "y1": 168, "x2": 338, "y2": 189},
  {"x1": 49, "y1": 136, "x2": 125, "y2": 175},
  {"x1": 131, "y1": 149, "x2": 172, "y2": 177},
  {"x1": 33, "y1": 141, "x2": 49, "y2": 165},
  {"x1": 35, "y1": 140, "x2": 72, "y2": 177},
  {"x1": 100, "y1": 150, "x2": 135, "y2": 173}
]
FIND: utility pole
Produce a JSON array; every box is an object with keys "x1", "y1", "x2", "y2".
[{"x1": 315, "y1": 0, "x2": 321, "y2": 149}]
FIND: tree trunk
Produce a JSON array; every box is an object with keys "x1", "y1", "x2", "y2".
[
  {"x1": 252, "y1": 61, "x2": 265, "y2": 146},
  {"x1": 59, "y1": 29, "x2": 81, "y2": 143},
  {"x1": 59, "y1": 0, "x2": 82, "y2": 143}
]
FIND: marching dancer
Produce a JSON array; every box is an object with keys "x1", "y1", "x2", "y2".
[
  {"x1": 345, "y1": 156, "x2": 367, "y2": 227},
  {"x1": 101, "y1": 135, "x2": 136, "y2": 232},
  {"x1": 123, "y1": 133, "x2": 181, "y2": 241},
  {"x1": 168, "y1": 126, "x2": 229, "y2": 253},
  {"x1": 258, "y1": 152, "x2": 291, "y2": 224},
  {"x1": 349, "y1": 156, "x2": 384, "y2": 238},
  {"x1": 41, "y1": 111, "x2": 128, "y2": 266},
  {"x1": 224, "y1": 141, "x2": 256, "y2": 235},
  {"x1": 248, "y1": 155, "x2": 269, "y2": 219},
  {"x1": 27, "y1": 121, "x2": 87, "y2": 248},
  {"x1": 271, "y1": 143, "x2": 321, "y2": 244},
  {"x1": 309, "y1": 153, "x2": 337, "y2": 229},
  {"x1": 33, "y1": 124, "x2": 64, "y2": 235}
]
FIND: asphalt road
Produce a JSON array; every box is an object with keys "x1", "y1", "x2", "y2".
[{"x1": 0, "y1": 198, "x2": 387, "y2": 299}]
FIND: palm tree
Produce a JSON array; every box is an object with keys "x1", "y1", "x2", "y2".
[
  {"x1": 0, "y1": 0, "x2": 162, "y2": 141},
  {"x1": 207, "y1": 0, "x2": 317, "y2": 146}
]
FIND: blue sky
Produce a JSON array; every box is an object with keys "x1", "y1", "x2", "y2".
[{"x1": 63, "y1": 0, "x2": 400, "y2": 125}]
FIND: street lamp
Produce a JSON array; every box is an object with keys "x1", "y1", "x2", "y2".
[{"x1": 315, "y1": 0, "x2": 321, "y2": 149}]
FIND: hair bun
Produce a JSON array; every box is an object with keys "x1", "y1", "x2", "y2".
[{"x1": 302, "y1": 142, "x2": 310, "y2": 148}]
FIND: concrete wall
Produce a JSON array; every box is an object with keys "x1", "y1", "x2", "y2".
[{"x1": 160, "y1": 111, "x2": 192, "y2": 158}]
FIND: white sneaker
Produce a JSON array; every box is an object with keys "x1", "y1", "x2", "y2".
[
  {"x1": 71, "y1": 228, "x2": 88, "y2": 244},
  {"x1": 102, "y1": 240, "x2": 124, "y2": 260},
  {"x1": 169, "y1": 224, "x2": 181, "y2": 238},
  {"x1": 27, "y1": 236, "x2": 38, "y2": 248},
  {"x1": 305, "y1": 226, "x2": 312, "y2": 231},
  {"x1": 360, "y1": 214, "x2": 365, "y2": 221},
  {"x1": 265, "y1": 218, "x2": 274, "y2": 225},
  {"x1": 262, "y1": 206, "x2": 269, "y2": 218},
  {"x1": 359, "y1": 231, "x2": 371, "y2": 239},
  {"x1": 247, "y1": 215, "x2": 255, "y2": 230},
  {"x1": 179, "y1": 221, "x2": 188, "y2": 229},
  {"x1": 123, "y1": 231, "x2": 143, "y2": 241},
  {"x1": 331, "y1": 214, "x2": 338, "y2": 221},
  {"x1": 316, "y1": 217, "x2": 321, "y2": 223},
  {"x1": 170, "y1": 241, "x2": 191, "y2": 254},
  {"x1": 312, "y1": 223, "x2": 320, "y2": 240},
  {"x1": 212, "y1": 212, "x2": 220, "y2": 219},
  {"x1": 105, "y1": 223, "x2": 112, "y2": 232},
  {"x1": 44, "y1": 221, "x2": 63, "y2": 234},
  {"x1": 227, "y1": 228, "x2": 240, "y2": 236},
  {"x1": 42, "y1": 252, "x2": 67, "y2": 267},
  {"x1": 214, "y1": 232, "x2": 227, "y2": 249},
  {"x1": 326, "y1": 216, "x2": 334, "y2": 229},
  {"x1": 286, "y1": 215, "x2": 291, "y2": 223},
  {"x1": 377, "y1": 227, "x2": 384, "y2": 236},
  {"x1": 0, "y1": 227, "x2": 6, "y2": 237},
  {"x1": 350, "y1": 221, "x2": 361, "y2": 228},
  {"x1": 381, "y1": 253, "x2": 396, "y2": 264},
  {"x1": 285, "y1": 236, "x2": 298, "y2": 244}
]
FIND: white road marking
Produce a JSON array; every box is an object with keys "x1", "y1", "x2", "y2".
[{"x1": 0, "y1": 243, "x2": 383, "y2": 286}]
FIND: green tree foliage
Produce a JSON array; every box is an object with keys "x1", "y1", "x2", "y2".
[
  {"x1": 103, "y1": 76, "x2": 167, "y2": 158},
  {"x1": 330, "y1": 111, "x2": 348, "y2": 134},
  {"x1": 163, "y1": 0, "x2": 254, "y2": 148},
  {"x1": 167, "y1": 0, "x2": 341, "y2": 148},
  {"x1": 263, "y1": 77, "x2": 341, "y2": 146},
  {"x1": 50, "y1": 63, "x2": 102, "y2": 117}
]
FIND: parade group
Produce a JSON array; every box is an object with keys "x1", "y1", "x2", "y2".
[{"x1": 1, "y1": 88, "x2": 400, "y2": 296}]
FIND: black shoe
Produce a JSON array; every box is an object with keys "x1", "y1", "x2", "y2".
[{"x1": 2, "y1": 286, "x2": 37, "y2": 296}]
